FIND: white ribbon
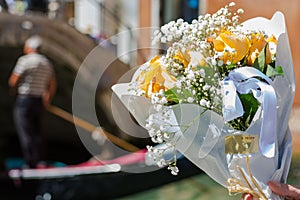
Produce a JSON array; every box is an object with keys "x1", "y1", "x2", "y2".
[{"x1": 222, "y1": 67, "x2": 277, "y2": 158}]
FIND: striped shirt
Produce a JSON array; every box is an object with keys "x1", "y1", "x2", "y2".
[{"x1": 13, "y1": 53, "x2": 54, "y2": 97}]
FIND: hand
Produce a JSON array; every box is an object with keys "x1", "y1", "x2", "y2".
[
  {"x1": 268, "y1": 181, "x2": 300, "y2": 200},
  {"x1": 242, "y1": 182, "x2": 300, "y2": 200}
]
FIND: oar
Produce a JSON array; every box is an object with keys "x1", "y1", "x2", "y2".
[{"x1": 46, "y1": 105, "x2": 140, "y2": 152}]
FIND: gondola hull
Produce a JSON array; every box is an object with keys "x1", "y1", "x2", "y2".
[{"x1": 1, "y1": 157, "x2": 201, "y2": 200}]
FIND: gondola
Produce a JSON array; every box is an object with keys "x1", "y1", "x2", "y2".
[{"x1": 1, "y1": 151, "x2": 201, "y2": 200}]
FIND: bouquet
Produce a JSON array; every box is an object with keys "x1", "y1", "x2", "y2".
[{"x1": 112, "y1": 2, "x2": 295, "y2": 199}]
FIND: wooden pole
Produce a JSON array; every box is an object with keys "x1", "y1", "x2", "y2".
[{"x1": 46, "y1": 105, "x2": 140, "y2": 152}]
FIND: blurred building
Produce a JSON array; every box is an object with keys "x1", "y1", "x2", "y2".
[
  {"x1": 0, "y1": 0, "x2": 298, "y2": 106},
  {"x1": 0, "y1": 0, "x2": 201, "y2": 65},
  {"x1": 67, "y1": 0, "x2": 200, "y2": 66}
]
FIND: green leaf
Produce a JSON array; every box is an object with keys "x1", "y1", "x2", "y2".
[
  {"x1": 196, "y1": 66, "x2": 217, "y2": 85},
  {"x1": 164, "y1": 88, "x2": 179, "y2": 104},
  {"x1": 228, "y1": 93, "x2": 260, "y2": 131},
  {"x1": 164, "y1": 87, "x2": 193, "y2": 104},
  {"x1": 239, "y1": 93, "x2": 260, "y2": 120},
  {"x1": 266, "y1": 65, "x2": 284, "y2": 77},
  {"x1": 253, "y1": 46, "x2": 266, "y2": 72}
]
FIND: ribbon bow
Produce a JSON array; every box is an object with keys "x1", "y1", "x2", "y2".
[{"x1": 222, "y1": 67, "x2": 277, "y2": 158}]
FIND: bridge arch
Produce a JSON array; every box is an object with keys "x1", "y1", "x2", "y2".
[{"x1": 0, "y1": 12, "x2": 134, "y2": 164}]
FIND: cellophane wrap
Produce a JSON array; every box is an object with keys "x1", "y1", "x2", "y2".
[{"x1": 112, "y1": 12, "x2": 295, "y2": 199}]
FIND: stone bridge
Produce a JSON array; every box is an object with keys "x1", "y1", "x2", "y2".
[{"x1": 0, "y1": 12, "x2": 142, "y2": 164}]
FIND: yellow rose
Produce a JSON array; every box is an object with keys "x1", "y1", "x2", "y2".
[
  {"x1": 247, "y1": 33, "x2": 266, "y2": 65},
  {"x1": 266, "y1": 35, "x2": 277, "y2": 64},
  {"x1": 137, "y1": 56, "x2": 177, "y2": 97},
  {"x1": 213, "y1": 31, "x2": 251, "y2": 64},
  {"x1": 174, "y1": 50, "x2": 206, "y2": 67},
  {"x1": 173, "y1": 51, "x2": 190, "y2": 68},
  {"x1": 189, "y1": 51, "x2": 206, "y2": 67},
  {"x1": 247, "y1": 33, "x2": 277, "y2": 65}
]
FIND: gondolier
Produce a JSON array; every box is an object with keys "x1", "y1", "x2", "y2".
[{"x1": 8, "y1": 35, "x2": 56, "y2": 169}]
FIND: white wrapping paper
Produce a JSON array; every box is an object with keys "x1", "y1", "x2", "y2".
[{"x1": 112, "y1": 12, "x2": 295, "y2": 199}]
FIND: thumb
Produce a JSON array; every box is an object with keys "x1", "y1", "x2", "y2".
[{"x1": 268, "y1": 181, "x2": 300, "y2": 199}]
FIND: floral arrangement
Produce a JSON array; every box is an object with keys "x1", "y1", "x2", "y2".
[
  {"x1": 136, "y1": 2, "x2": 281, "y2": 170},
  {"x1": 112, "y1": 2, "x2": 295, "y2": 199}
]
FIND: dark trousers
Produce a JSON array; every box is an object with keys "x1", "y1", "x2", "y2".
[{"x1": 13, "y1": 96, "x2": 46, "y2": 168}]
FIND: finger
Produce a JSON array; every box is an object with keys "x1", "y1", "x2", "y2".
[
  {"x1": 268, "y1": 181, "x2": 289, "y2": 196},
  {"x1": 286, "y1": 184, "x2": 300, "y2": 199},
  {"x1": 268, "y1": 181, "x2": 300, "y2": 199}
]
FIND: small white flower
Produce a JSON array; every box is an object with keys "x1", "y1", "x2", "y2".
[
  {"x1": 229, "y1": 2, "x2": 236, "y2": 7},
  {"x1": 156, "y1": 135, "x2": 163, "y2": 143},
  {"x1": 206, "y1": 101, "x2": 211, "y2": 107},
  {"x1": 146, "y1": 119, "x2": 154, "y2": 127},
  {"x1": 148, "y1": 129, "x2": 156, "y2": 137},
  {"x1": 237, "y1": 9, "x2": 244, "y2": 14},
  {"x1": 187, "y1": 97, "x2": 194, "y2": 103},
  {"x1": 151, "y1": 137, "x2": 158, "y2": 143},
  {"x1": 175, "y1": 81, "x2": 182, "y2": 88},
  {"x1": 211, "y1": 59, "x2": 217, "y2": 66},
  {"x1": 203, "y1": 84, "x2": 210, "y2": 91},
  {"x1": 158, "y1": 89, "x2": 165, "y2": 95},
  {"x1": 187, "y1": 71, "x2": 195, "y2": 80},
  {"x1": 156, "y1": 129, "x2": 162, "y2": 135},
  {"x1": 199, "y1": 69, "x2": 205, "y2": 77},
  {"x1": 146, "y1": 145, "x2": 153, "y2": 151},
  {"x1": 154, "y1": 104, "x2": 163, "y2": 111},
  {"x1": 161, "y1": 97, "x2": 168, "y2": 104},
  {"x1": 159, "y1": 125, "x2": 166, "y2": 131},
  {"x1": 200, "y1": 99, "x2": 207, "y2": 106},
  {"x1": 161, "y1": 36, "x2": 167, "y2": 43},
  {"x1": 168, "y1": 166, "x2": 179, "y2": 175},
  {"x1": 167, "y1": 35, "x2": 173, "y2": 42},
  {"x1": 186, "y1": 80, "x2": 191, "y2": 87},
  {"x1": 177, "y1": 18, "x2": 184, "y2": 24},
  {"x1": 163, "y1": 132, "x2": 170, "y2": 139},
  {"x1": 217, "y1": 60, "x2": 224, "y2": 66},
  {"x1": 157, "y1": 159, "x2": 167, "y2": 167}
]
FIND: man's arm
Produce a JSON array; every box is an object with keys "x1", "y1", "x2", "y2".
[
  {"x1": 43, "y1": 76, "x2": 56, "y2": 107},
  {"x1": 8, "y1": 72, "x2": 20, "y2": 88}
]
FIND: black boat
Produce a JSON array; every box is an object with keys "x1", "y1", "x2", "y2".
[{"x1": 1, "y1": 153, "x2": 201, "y2": 200}]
